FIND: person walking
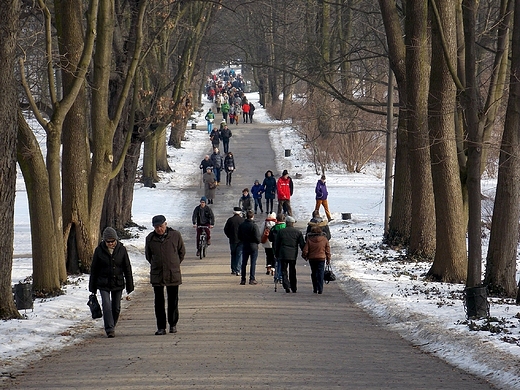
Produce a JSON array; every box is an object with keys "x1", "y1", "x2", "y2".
[
  {"x1": 274, "y1": 215, "x2": 305, "y2": 293},
  {"x1": 210, "y1": 147, "x2": 223, "y2": 184},
  {"x1": 261, "y1": 212, "x2": 277, "y2": 275},
  {"x1": 199, "y1": 155, "x2": 212, "y2": 173},
  {"x1": 224, "y1": 151, "x2": 236, "y2": 186},
  {"x1": 145, "y1": 215, "x2": 186, "y2": 335},
  {"x1": 242, "y1": 100, "x2": 250, "y2": 123},
  {"x1": 262, "y1": 170, "x2": 276, "y2": 214},
  {"x1": 89, "y1": 227, "x2": 134, "y2": 338},
  {"x1": 209, "y1": 127, "x2": 221, "y2": 150},
  {"x1": 248, "y1": 102, "x2": 255, "y2": 123},
  {"x1": 202, "y1": 167, "x2": 217, "y2": 204},
  {"x1": 192, "y1": 197, "x2": 215, "y2": 256},
  {"x1": 315, "y1": 174, "x2": 333, "y2": 221},
  {"x1": 224, "y1": 206, "x2": 245, "y2": 276},
  {"x1": 221, "y1": 100, "x2": 230, "y2": 122},
  {"x1": 251, "y1": 179, "x2": 264, "y2": 214},
  {"x1": 220, "y1": 124, "x2": 233, "y2": 154},
  {"x1": 306, "y1": 210, "x2": 331, "y2": 241},
  {"x1": 239, "y1": 188, "x2": 253, "y2": 215},
  {"x1": 276, "y1": 169, "x2": 294, "y2": 216},
  {"x1": 238, "y1": 210, "x2": 261, "y2": 285},
  {"x1": 302, "y1": 226, "x2": 331, "y2": 294},
  {"x1": 268, "y1": 213, "x2": 286, "y2": 282},
  {"x1": 205, "y1": 108, "x2": 215, "y2": 134}
]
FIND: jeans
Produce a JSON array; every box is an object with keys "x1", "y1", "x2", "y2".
[
  {"x1": 309, "y1": 260, "x2": 325, "y2": 293},
  {"x1": 99, "y1": 289, "x2": 122, "y2": 334},
  {"x1": 222, "y1": 139, "x2": 230, "y2": 154},
  {"x1": 265, "y1": 199, "x2": 274, "y2": 214},
  {"x1": 281, "y1": 259, "x2": 297, "y2": 292},
  {"x1": 254, "y1": 198, "x2": 263, "y2": 213},
  {"x1": 241, "y1": 247, "x2": 258, "y2": 281},
  {"x1": 207, "y1": 121, "x2": 213, "y2": 134},
  {"x1": 153, "y1": 285, "x2": 179, "y2": 330},
  {"x1": 213, "y1": 168, "x2": 221, "y2": 183},
  {"x1": 230, "y1": 242, "x2": 243, "y2": 274}
]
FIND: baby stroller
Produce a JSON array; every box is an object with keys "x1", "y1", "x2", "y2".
[{"x1": 273, "y1": 257, "x2": 283, "y2": 292}]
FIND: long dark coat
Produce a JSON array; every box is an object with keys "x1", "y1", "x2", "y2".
[{"x1": 145, "y1": 227, "x2": 186, "y2": 287}]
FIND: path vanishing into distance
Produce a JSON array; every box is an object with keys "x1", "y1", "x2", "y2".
[{"x1": 3, "y1": 119, "x2": 497, "y2": 389}]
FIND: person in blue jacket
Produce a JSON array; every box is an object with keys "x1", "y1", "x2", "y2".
[{"x1": 251, "y1": 179, "x2": 264, "y2": 214}]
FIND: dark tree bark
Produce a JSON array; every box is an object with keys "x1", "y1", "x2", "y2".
[
  {"x1": 404, "y1": 0, "x2": 436, "y2": 259},
  {"x1": 0, "y1": 0, "x2": 22, "y2": 319},
  {"x1": 484, "y1": 0, "x2": 520, "y2": 297}
]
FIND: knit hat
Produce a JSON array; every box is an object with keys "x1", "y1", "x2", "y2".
[
  {"x1": 282, "y1": 169, "x2": 289, "y2": 176},
  {"x1": 285, "y1": 216, "x2": 296, "y2": 223},
  {"x1": 103, "y1": 227, "x2": 118, "y2": 241},
  {"x1": 152, "y1": 215, "x2": 166, "y2": 227},
  {"x1": 268, "y1": 212, "x2": 277, "y2": 220},
  {"x1": 200, "y1": 196, "x2": 207, "y2": 203}
]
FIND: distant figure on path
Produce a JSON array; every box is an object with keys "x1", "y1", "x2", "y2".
[
  {"x1": 315, "y1": 175, "x2": 333, "y2": 221},
  {"x1": 238, "y1": 210, "x2": 261, "y2": 285},
  {"x1": 224, "y1": 206, "x2": 245, "y2": 276},
  {"x1": 274, "y1": 215, "x2": 304, "y2": 293},
  {"x1": 262, "y1": 170, "x2": 276, "y2": 214},
  {"x1": 302, "y1": 226, "x2": 331, "y2": 294},
  {"x1": 276, "y1": 169, "x2": 293, "y2": 216}
]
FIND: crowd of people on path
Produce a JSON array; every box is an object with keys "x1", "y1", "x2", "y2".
[{"x1": 87, "y1": 70, "x2": 335, "y2": 338}]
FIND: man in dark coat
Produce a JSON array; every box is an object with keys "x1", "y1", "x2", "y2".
[
  {"x1": 220, "y1": 124, "x2": 232, "y2": 154},
  {"x1": 237, "y1": 210, "x2": 261, "y2": 285},
  {"x1": 145, "y1": 215, "x2": 186, "y2": 335},
  {"x1": 224, "y1": 206, "x2": 245, "y2": 275},
  {"x1": 210, "y1": 148, "x2": 223, "y2": 184},
  {"x1": 274, "y1": 216, "x2": 305, "y2": 293},
  {"x1": 89, "y1": 227, "x2": 134, "y2": 338}
]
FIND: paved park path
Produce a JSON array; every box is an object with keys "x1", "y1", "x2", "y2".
[{"x1": 5, "y1": 119, "x2": 496, "y2": 389}]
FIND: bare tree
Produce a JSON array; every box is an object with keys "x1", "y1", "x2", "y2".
[{"x1": 0, "y1": 0, "x2": 22, "y2": 319}]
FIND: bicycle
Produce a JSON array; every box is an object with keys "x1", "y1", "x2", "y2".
[{"x1": 196, "y1": 225, "x2": 210, "y2": 259}]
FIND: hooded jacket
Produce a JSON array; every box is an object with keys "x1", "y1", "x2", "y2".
[
  {"x1": 89, "y1": 241, "x2": 134, "y2": 293},
  {"x1": 306, "y1": 217, "x2": 331, "y2": 241},
  {"x1": 302, "y1": 233, "x2": 331, "y2": 262},
  {"x1": 262, "y1": 171, "x2": 277, "y2": 200}
]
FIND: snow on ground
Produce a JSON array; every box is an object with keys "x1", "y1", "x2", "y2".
[{"x1": 4, "y1": 93, "x2": 520, "y2": 389}]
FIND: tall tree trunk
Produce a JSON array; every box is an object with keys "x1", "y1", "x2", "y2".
[
  {"x1": 0, "y1": 0, "x2": 22, "y2": 319},
  {"x1": 56, "y1": 0, "x2": 93, "y2": 274},
  {"x1": 404, "y1": 0, "x2": 436, "y2": 258},
  {"x1": 484, "y1": 0, "x2": 520, "y2": 297},
  {"x1": 378, "y1": 0, "x2": 412, "y2": 246},
  {"x1": 427, "y1": 0, "x2": 467, "y2": 282},
  {"x1": 17, "y1": 111, "x2": 62, "y2": 294}
]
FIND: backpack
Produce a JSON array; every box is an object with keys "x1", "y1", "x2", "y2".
[{"x1": 261, "y1": 226, "x2": 270, "y2": 244}]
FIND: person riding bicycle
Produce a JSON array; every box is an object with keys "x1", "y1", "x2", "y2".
[{"x1": 192, "y1": 196, "x2": 215, "y2": 257}]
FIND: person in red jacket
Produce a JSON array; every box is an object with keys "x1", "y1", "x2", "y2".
[
  {"x1": 276, "y1": 170, "x2": 294, "y2": 216},
  {"x1": 242, "y1": 101, "x2": 251, "y2": 123}
]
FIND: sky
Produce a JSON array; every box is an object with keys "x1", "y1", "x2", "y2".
[{"x1": 4, "y1": 92, "x2": 520, "y2": 390}]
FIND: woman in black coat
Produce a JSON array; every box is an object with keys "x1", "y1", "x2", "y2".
[
  {"x1": 89, "y1": 227, "x2": 134, "y2": 338},
  {"x1": 262, "y1": 170, "x2": 277, "y2": 214}
]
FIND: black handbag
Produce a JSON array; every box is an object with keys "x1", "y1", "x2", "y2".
[
  {"x1": 324, "y1": 265, "x2": 336, "y2": 284},
  {"x1": 87, "y1": 293, "x2": 103, "y2": 319}
]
